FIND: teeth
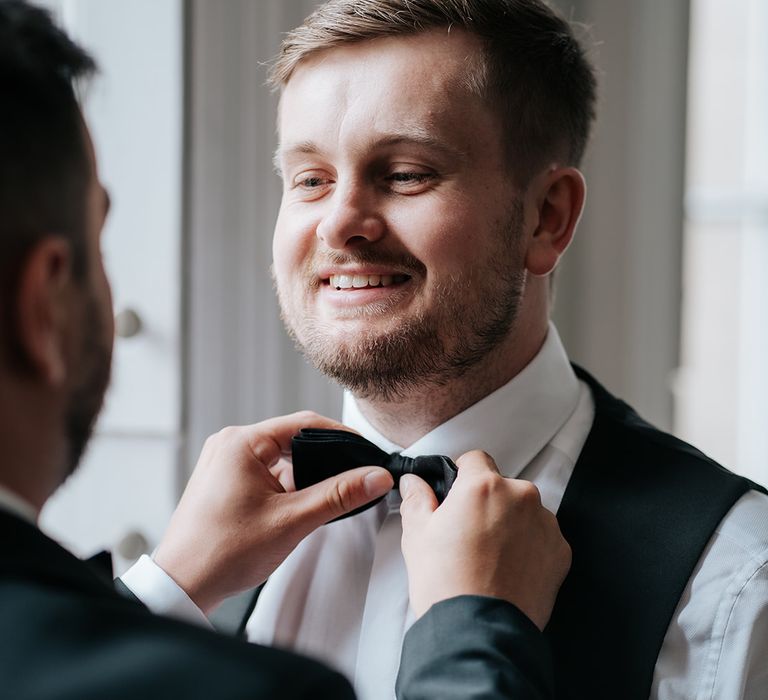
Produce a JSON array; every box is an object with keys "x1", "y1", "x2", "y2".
[{"x1": 329, "y1": 273, "x2": 405, "y2": 289}]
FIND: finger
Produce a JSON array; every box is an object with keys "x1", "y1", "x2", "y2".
[
  {"x1": 287, "y1": 466, "x2": 394, "y2": 533},
  {"x1": 270, "y1": 457, "x2": 295, "y2": 491},
  {"x1": 399, "y1": 474, "x2": 439, "y2": 533},
  {"x1": 454, "y1": 449, "x2": 502, "y2": 478},
  {"x1": 244, "y1": 411, "x2": 350, "y2": 468}
]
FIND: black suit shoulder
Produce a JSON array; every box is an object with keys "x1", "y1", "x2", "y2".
[{"x1": 0, "y1": 513, "x2": 353, "y2": 700}]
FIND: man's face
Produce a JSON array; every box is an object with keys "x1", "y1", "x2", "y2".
[
  {"x1": 63, "y1": 125, "x2": 114, "y2": 476},
  {"x1": 273, "y1": 29, "x2": 528, "y2": 400}
]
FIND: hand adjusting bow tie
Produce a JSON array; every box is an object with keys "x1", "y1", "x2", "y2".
[{"x1": 292, "y1": 428, "x2": 458, "y2": 520}]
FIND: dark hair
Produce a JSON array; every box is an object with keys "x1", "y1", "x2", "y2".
[
  {"x1": 0, "y1": 0, "x2": 96, "y2": 360},
  {"x1": 270, "y1": 0, "x2": 597, "y2": 186}
]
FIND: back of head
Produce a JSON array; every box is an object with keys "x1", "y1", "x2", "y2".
[
  {"x1": 0, "y1": 0, "x2": 96, "y2": 368},
  {"x1": 270, "y1": 0, "x2": 597, "y2": 187}
]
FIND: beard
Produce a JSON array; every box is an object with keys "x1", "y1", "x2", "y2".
[
  {"x1": 63, "y1": 291, "x2": 112, "y2": 478},
  {"x1": 277, "y1": 200, "x2": 526, "y2": 402}
]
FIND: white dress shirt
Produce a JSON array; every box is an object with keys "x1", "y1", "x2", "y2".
[{"x1": 126, "y1": 324, "x2": 768, "y2": 700}]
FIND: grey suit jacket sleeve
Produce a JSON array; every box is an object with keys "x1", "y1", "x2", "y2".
[{"x1": 396, "y1": 595, "x2": 554, "y2": 700}]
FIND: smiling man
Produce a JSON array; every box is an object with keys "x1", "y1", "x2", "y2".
[
  {"x1": 258, "y1": 2, "x2": 768, "y2": 698},
  {"x1": 131, "y1": 1, "x2": 768, "y2": 699}
]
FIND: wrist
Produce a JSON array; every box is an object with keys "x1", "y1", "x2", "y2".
[
  {"x1": 120, "y1": 554, "x2": 213, "y2": 628},
  {"x1": 152, "y1": 548, "x2": 221, "y2": 615}
]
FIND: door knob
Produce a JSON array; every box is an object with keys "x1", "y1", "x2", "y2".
[
  {"x1": 115, "y1": 530, "x2": 150, "y2": 561},
  {"x1": 114, "y1": 308, "x2": 143, "y2": 338}
]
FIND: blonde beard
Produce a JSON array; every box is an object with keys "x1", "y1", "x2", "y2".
[{"x1": 276, "y1": 202, "x2": 526, "y2": 402}]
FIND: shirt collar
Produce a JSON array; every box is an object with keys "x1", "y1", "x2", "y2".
[
  {"x1": 0, "y1": 483, "x2": 38, "y2": 524},
  {"x1": 342, "y1": 322, "x2": 580, "y2": 480}
]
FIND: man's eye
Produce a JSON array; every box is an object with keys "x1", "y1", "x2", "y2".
[
  {"x1": 384, "y1": 171, "x2": 436, "y2": 194},
  {"x1": 296, "y1": 175, "x2": 328, "y2": 189},
  {"x1": 388, "y1": 172, "x2": 433, "y2": 184},
  {"x1": 288, "y1": 172, "x2": 333, "y2": 201}
]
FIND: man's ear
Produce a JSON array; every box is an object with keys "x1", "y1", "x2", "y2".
[
  {"x1": 15, "y1": 237, "x2": 76, "y2": 386},
  {"x1": 524, "y1": 167, "x2": 586, "y2": 277}
]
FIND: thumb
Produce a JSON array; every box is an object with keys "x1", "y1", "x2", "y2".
[
  {"x1": 399, "y1": 474, "x2": 438, "y2": 534},
  {"x1": 288, "y1": 466, "x2": 393, "y2": 533}
]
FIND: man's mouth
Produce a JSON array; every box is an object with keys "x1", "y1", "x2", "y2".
[{"x1": 326, "y1": 273, "x2": 410, "y2": 290}]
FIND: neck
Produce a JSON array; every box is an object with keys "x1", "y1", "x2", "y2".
[
  {"x1": 355, "y1": 316, "x2": 549, "y2": 447},
  {"x1": 0, "y1": 380, "x2": 67, "y2": 514}
]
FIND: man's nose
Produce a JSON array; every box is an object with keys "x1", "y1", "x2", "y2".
[{"x1": 315, "y1": 186, "x2": 385, "y2": 249}]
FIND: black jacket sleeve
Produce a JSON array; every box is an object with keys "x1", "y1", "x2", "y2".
[{"x1": 396, "y1": 595, "x2": 554, "y2": 700}]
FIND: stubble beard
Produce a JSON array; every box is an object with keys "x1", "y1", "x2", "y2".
[
  {"x1": 276, "y1": 201, "x2": 526, "y2": 403},
  {"x1": 63, "y1": 291, "x2": 112, "y2": 479}
]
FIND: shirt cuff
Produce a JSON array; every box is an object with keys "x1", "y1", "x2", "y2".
[{"x1": 120, "y1": 554, "x2": 212, "y2": 629}]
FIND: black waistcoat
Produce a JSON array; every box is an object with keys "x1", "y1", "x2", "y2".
[{"x1": 545, "y1": 366, "x2": 765, "y2": 699}]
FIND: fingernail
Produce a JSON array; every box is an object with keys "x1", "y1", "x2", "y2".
[
  {"x1": 364, "y1": 469, "x2": 393, "y2": 498},
  {"x1": 399, "y1": 474, "x2": 415, "y2": 497}
]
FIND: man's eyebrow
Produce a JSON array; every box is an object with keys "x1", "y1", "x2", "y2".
[
  {"x1": 371, "y1": 133, "x2": 467, "y2": 160},
  {"x1": 273, "y1": 141, "x2": 320, "y2": 176}
]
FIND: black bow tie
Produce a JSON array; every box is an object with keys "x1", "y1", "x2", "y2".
[{"x1": 292, "y1": 428, "x2": 458, "y2": 520}]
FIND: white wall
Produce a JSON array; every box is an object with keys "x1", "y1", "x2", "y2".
[{"x1": 553, "y1": 0, "x2": 690, "y2": 432}]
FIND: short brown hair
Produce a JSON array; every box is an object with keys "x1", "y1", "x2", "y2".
[
  {"x1": 0, "y1": 1, "x2": 96, "y2": 365},
  {"x1": 270, "y1": 0, "x2": 597, "y2": 185}
]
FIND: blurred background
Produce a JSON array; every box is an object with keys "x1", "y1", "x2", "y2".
[{"x1": 34, "y1": 0, "x2": 768, "y2": 572}]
